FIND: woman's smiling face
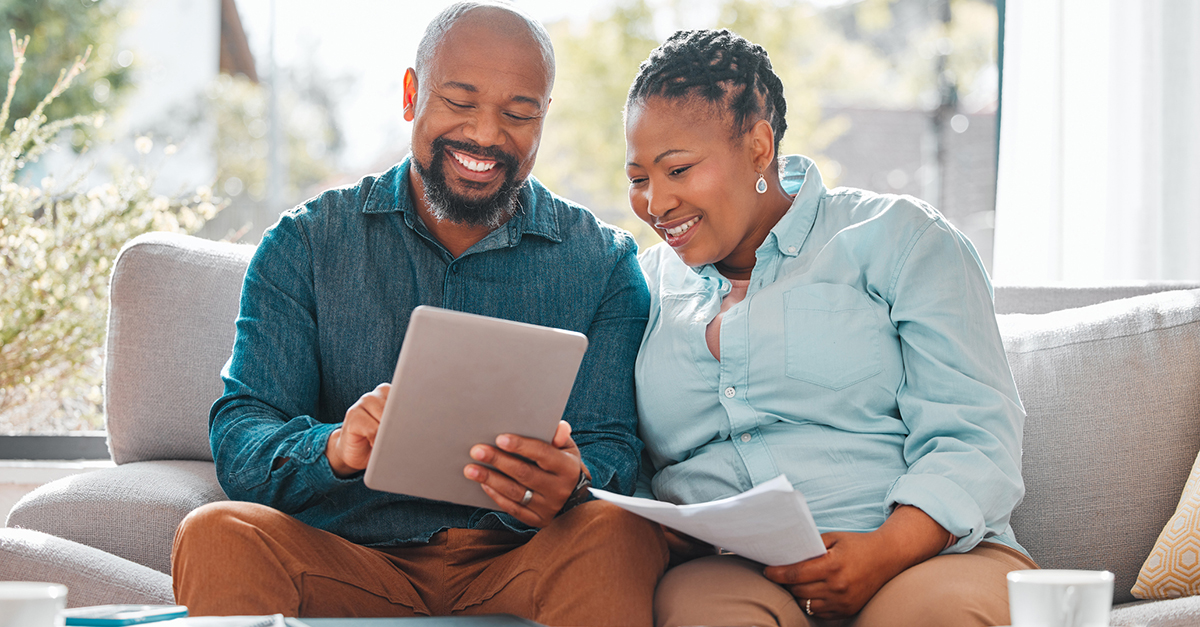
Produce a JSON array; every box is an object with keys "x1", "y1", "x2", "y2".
[{"x1": 625, "y1": 96, "x2": 781, "y2": 276}]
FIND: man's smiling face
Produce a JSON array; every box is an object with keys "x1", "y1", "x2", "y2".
[{"x1": 406, "y1": 9, "x2": 553, "y2": 228}]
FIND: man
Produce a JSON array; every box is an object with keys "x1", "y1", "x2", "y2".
[{"x1": 171, "y1": 3, "x2": 667, "y2": 624}]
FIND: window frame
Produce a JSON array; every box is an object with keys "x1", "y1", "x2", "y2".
[{"x1": 0, "y1": 433, "x2": 111, "y2": 460}]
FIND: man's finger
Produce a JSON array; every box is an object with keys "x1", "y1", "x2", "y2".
[
  {"x1": 551, "y1": 420, "x2": 573, "y2": 449},
  {"x1": 463, "y1": 462, "x2": 534, "y2": 505},
  {"x1": 478, "y1": 483, "x2": 550, "y2": 528},
  {"x1": 471, "y1": 446, "x2": 568, "y2": 499},
  {"x1": 493, "y1": 434, "x2": 578, "y2": 478}
]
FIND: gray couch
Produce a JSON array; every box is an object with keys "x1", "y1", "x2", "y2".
[{"x1": 3, "y1": 231, "x2": 1200, "y2": 625}]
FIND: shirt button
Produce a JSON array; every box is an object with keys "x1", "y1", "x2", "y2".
[
  {"x1": 740, "y1": 433, "x2": 752, "y2": 443},
  {"x1": 788, "y1": 246, "x2": 797, "y2": 253},
  {"x1": 724, "y1": 387, "x2": 736, "y2": 398}
]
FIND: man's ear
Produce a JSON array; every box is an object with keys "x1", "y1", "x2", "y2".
[
  {"x1": 749, "y1": 119, "x2": 777, "y2": 174},
  {"x1": 403, "y1": 68, "x2": 418, "y2": 122}
]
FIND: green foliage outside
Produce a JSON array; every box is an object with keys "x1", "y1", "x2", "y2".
[
  {"x1": 200, "y1": 67, "x2": 344, "y2": 241},
  {"x1": 0, "y1": 0, "x2": 132, "y2": 144},
  {"x1": 0, "y1": 33, "x2": 220, "y2": 432},
  {"x1": 533, "y1": 0, "x2": 997, "y2": 248}
]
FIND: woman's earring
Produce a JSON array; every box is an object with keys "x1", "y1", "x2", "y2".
[{"x1": 755, "y1": 172, "x2": 768, "y2": 194}]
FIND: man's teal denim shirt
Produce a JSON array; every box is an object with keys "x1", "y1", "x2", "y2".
[{"x1": 210, "y1": 156, "x2": 650, "y2": 546}]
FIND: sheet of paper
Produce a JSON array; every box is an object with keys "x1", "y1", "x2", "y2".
[{"x1": 590, "y1": 474, "x2": 826, "y2": 566}]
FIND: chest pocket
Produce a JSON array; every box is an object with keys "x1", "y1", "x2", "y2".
[{"x1": 783, "y1": 283, "x2": 883, "y2": 390}]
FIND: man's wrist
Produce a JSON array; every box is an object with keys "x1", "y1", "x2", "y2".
[
  {"x1": 325, "y1": 428, "x2": 355, "y2": 478},
  {"x1": 558, "y1": 468, "x2": 592, "y2": 515}
]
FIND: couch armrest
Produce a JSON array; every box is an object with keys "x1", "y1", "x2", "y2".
[
  {"x1": 994, "y1": 281, "x2": 1200, "y2": 315},
  {"x1": 106, "y1": 232, "x2": 254, "y2": 464},
  {"x1": 5, "y1": 460, "x2": 227, "y2": 574},
  {"x1": 0, "y1": 528, "x2": 173, "y2": 607}
]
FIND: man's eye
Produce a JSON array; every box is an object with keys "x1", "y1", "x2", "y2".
[
  {"x1": 505, "y1": 112, "x2": 536, "y2": 122},
  {"x1": 444, "y1": 99, "x2": 471, "y2": 109}
]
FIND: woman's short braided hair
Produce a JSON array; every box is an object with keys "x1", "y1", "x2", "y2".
[{"x1": 627, "y1": 29, "x2": 787, "y2": 153}]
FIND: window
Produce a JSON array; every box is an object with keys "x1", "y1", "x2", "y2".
[{"x1": 2, "y1": 0, "x2": 1000, "y2": 451}]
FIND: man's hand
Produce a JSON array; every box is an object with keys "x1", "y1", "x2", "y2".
[
  {"x1": 326, "y1": 383, "x2": 389, "y2": 478},
  {"x1": 464, "y1": 420, "x2": 589, "y2": 528},
  {"x1": 761, "y1": 505, "x2": 951, "y2": 619}
]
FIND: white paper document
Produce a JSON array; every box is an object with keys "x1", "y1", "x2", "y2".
[{"x1": 589, "y1": 474, "x2": 826, "y2": 566}]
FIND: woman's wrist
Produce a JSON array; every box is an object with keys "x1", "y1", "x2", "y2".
[{"x1": 872, "y1": 505, "x2": 953, "y2": 573}]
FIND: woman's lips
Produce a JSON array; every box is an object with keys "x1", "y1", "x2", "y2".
[{"x1": 657, "y1": 216, "x2": 701, "y2": 247}]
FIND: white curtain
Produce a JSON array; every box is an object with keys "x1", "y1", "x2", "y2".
[{"x1": 993, "y1": 0, "x2": 1200, "y2": 283}]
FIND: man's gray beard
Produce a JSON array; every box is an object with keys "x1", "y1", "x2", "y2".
[
  {"x1": 412, "y1": 148, "x2": 523, "y2": 229},
  {"x1": 423, "y1": 187, "x2": 519, "y2": 229}
]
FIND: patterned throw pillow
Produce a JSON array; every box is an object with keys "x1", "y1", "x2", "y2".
[{"x1": 1133, "y1": 448, "x2": 1200, "y2": 599}]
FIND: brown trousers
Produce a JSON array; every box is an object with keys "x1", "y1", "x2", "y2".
[
  {"x1": 654, "y1": 542, "x2": 1037, "y2": 627},
  {"x1": 171, "y1": 500, "x2": 668, "y2": 626}
]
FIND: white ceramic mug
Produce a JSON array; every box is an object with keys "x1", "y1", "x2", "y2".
[
  {"x1": 1007, "y1": 569, "x2": 1114, "y2": 627},
  {"x1": 0, "y1": 582, "x2": 68, "y2": 627}
]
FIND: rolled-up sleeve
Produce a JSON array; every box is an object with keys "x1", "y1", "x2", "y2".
[{"x1": 884, "y1": 216, "x2": 1025, "y2": 553}]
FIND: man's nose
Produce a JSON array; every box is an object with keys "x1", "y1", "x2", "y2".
[{"x1": 463, "y1": 111, "x2": 503, "y2": 148}]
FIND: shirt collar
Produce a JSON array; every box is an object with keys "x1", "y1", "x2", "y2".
[
  {"x1": 768, "y1": 154, "x2": 824, "y2": 258},
  {"x1": 361, "y1": 155, "x2": 562, "y2": 244}
]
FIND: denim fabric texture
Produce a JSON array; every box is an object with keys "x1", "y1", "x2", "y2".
[
  {"x1": 210, "y1": 155, "x2": 650, "y2": 546},
  {"x1": 635, "y1": 155, "x2": 1027, "y2": 556}
]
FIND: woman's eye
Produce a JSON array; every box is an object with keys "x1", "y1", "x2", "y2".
[
  {"x1": 628, "y1": 176, "x2": 647, "y2": 185},
  {"x1": 669, "y1": 166, "x2": 691, "y2": 176}
]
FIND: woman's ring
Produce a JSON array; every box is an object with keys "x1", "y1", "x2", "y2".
[
  {"x1": 520, "y1": 489, "x2": 534, "y2": 506},
  {"x1": 805, "y1": 598, "x2": 813, "y2": 616}
]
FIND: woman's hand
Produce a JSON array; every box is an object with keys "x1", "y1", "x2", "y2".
[
  {"x1": 763, "y1": 530, "x2": 901, "y2": 618},
  {"x1": 661, "y1": 525, "x2": 717, "y2": 566},
  {"x1": 762, "y1": 505, "x2": 952, "y2": 619}
]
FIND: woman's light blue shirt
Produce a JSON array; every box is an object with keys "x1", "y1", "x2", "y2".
[{"x1": 635, "y1": 155, "x2": 1026, "y2": 555}]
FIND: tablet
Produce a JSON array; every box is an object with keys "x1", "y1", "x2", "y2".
[{"x1": 364, "y1": 306, "x2": 589, "y2": 510}]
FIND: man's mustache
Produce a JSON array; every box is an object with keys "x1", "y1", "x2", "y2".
[{"x1": 433, "y1": 137, "x2": 519, "y2": 171}]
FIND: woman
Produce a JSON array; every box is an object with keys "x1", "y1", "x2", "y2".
[{"x1": 625, "y1": 29, "x2": 1036, "y2": 627}]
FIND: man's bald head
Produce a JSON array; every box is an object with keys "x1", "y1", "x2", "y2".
[{"x1": 414, "y1": 2, "x2": 555, "y2": 89}]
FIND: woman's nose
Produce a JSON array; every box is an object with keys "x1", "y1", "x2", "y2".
[{"x1": 645, "y1": 184, "x2": 676, "y2": 218}]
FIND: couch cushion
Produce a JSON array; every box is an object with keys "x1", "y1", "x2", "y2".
[
  {"x1": 0, "y1": 528, "x2": 173, "y2": 607},
  {"x1": 5, "y1": 460, "x2": 227, "y2": 574},
  {"x1": 999, "y1": 288, "x2": 1200, "y2": 605},
  {"x1": 1112, "y1": 595, "x2": 1200, "y2": 627},
  {"x1": 106, "y1": 232, "x2": 253, "y2": 464}
]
